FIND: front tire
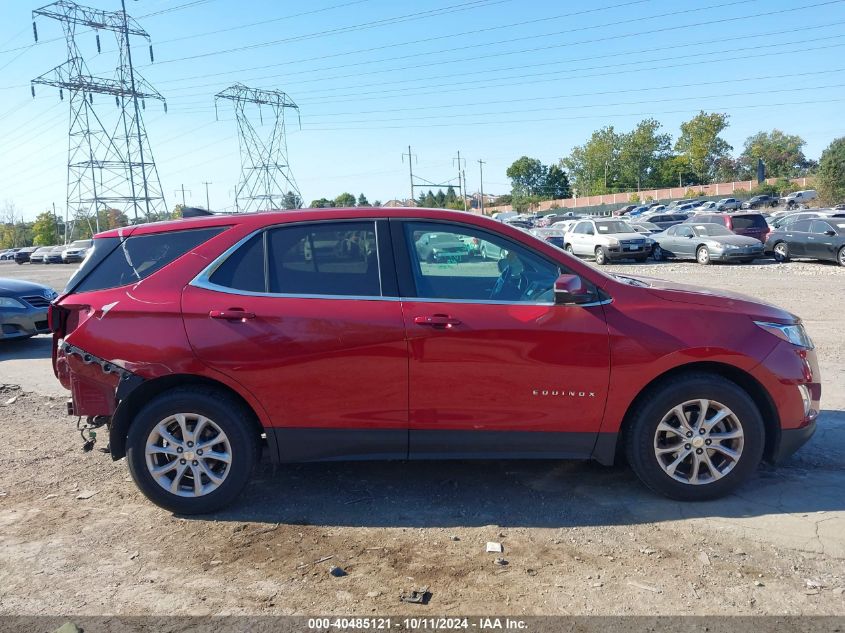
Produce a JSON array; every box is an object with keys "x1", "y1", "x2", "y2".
[
  {"x1": 696, "y1": 245, "x2": 711, "y2": 265},
  {"x1": 625, "y1": 373, "x2": 765, "y2": 500},
  {"x1": 126, "y1": 387, "x2": 258, "y2": 514},
  {"x1": 773, "y1": 242, "x2": 790, "y2": 263},
  {"x1": 594, "y1": 247, "x2": 608, "y2": 265},
  {"x1": 652, "y1": 245, "x2": 665, "y2": 261}
]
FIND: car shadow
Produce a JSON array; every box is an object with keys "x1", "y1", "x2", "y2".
[
  {"x1": 0, "y1": 335, "x2": 52, "y2": 361},
  {"x1": 199, "y1": 409, "x2": 845, "y2": 528}
]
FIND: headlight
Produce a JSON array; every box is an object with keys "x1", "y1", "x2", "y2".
[
  {"x1": 605, "y1": 237, "x2": 619, "y2": 246},
  {"x1": 0, "y1": 297, "x2": 27, "y2": 309},
  {"x1": 722, "y1": 243, "x2": 737, "y2": 249},
  {"x1": 754, "y1": 321, "x2": 814, "y2": 349}
]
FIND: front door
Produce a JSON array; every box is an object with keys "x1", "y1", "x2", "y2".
[
  {"x1": 182, "y1": 219, "x2": 409, "y2": 461},
  {"x1": 394, "y1": 220, "x2": 611, "y2": 459}
]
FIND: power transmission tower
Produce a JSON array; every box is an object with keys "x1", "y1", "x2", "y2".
[
  {"x1": 215, "y1": 83, "x2": 301, "y2": 212},
  {"x1": 31, "y1": 1, "x2": 168, "y2": 232},
  {"x1": 403, "y1": 145, "x2": 461, "y2": 207}
]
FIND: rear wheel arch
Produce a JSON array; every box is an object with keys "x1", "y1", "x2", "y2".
[
  {"x1": 109, "y1": 374, "x2": 265, "y2": 460},
  {"x1": 599, "y1": 361, "x2": 780, "y2": 465}
]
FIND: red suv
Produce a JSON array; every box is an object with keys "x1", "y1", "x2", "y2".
[
  {"x1": 684, "y1": 213, "x2": 770, "y2": 243},
  {"x1": 50, "y1": 208, "x2": 820, "y2": 513}
]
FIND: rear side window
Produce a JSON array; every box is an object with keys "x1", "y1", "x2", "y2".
[
  {"x1": 267, "y1": 221, "x2": 380, "y2": 296},
  {"x1": 69, "y1": 227, "x2": 225, "y2": 294},
  {"x1": 730, "y1": 215, "x2": 766, "y2": 230}
]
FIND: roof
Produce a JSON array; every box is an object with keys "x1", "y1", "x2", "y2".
[{"x1": 95, "y1": 207, "x2": 511, "y2": 239}]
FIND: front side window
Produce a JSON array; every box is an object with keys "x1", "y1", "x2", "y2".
[
  {"x1": 404, "y1": 222, "x2": 562, "y2": 303},
  {"x1": 790, "y1": 220, "x2": 812, "y2": 232}
]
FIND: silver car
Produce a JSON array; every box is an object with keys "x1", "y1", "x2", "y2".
[{"x1": 652, "y1": 223, "x2": 764, "y2": 264}]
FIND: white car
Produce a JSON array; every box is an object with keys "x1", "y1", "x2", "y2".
[
  {"x1": 783, "y1": 190, "x2": 818, "y2": 207},
  {"x1": 563, "y1": 218, "x2": 654, "y2": 265}
]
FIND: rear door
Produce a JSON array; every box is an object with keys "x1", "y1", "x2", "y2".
[
  {"x1": 393, "y1": 220, "x2": 611, "y2": 459},
  {"x1": 182, "y1": 219, "x2": 409, "y2": 461}
]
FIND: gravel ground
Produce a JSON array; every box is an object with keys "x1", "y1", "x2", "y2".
[{"x1": 0, "y1": 258, "x2": 844, "y2": 617}]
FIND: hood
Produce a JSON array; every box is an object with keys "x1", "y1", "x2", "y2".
[
  {"x1": 615, "y1": 274, "x2": 797, "y2": 323},
  {"x1": 0, "y1": 278, "x2": 55, "y2": 296},
  {"x1": 601, "y1": 232, "x2": 648, "y2": 241}
]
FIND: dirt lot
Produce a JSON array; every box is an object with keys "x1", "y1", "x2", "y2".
[{"x1": 1, "y1": 259, "x2": 844, "y2": 616}]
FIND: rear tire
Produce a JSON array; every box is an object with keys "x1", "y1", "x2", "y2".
[
  {"x1": 625, "y1": 373, "x2": 765, "y2": 500},
  {"x1": 838, "y1": 246, "x2": 845, "y2": 267},
  {"x1": 126, "y1": 387, "x2": 258, "y2": 514}
]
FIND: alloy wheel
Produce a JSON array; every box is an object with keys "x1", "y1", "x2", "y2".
[
  {"x1": 653, "y1": 399, "x2": 744, "y2": 485},
  {"x1": 145, "y1": 413, "x2": 232, "y2": 498},
  {"x1": 774, "y1": 243, "x2": 789, "y2": 262},
  {"x1": 697, "y1": 246, "x2": 710, "y2": 265}
]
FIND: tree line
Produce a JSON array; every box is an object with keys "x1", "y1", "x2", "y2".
[{"x1": 503, "y1": 112, "x2": 845, "y2": 207}]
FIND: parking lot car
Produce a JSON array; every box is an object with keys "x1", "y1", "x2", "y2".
[
  {"x1": 415, "y1": 231, "x2": 469, "y2": 262},
  {"x1": 742, "y1": 195, "x2": 779, "y2": 210},
  {"x1": 45, "y1": 245, "x2": 66, "y2": 264},
  {"x1": 0, "y1": 248, "x2": 20, "y2": 261},
  {"x1": 641, "y1": 213, "x2": 688, "y2": 230},
  {"x1": 765, "y1": 217, "x2": 845, "y2": 266},
  {"x1": 690, "y1": 201, "x2": 718, "y2": 213},
  {"x1": 61, "y1": 239, "x2": 93, "y2": 263},
  {"x1": 630, "y1": 221, "x2": 662, "y2": 235},
  {"x1": 14, "y1": 247, "x2": 37, "y2": 264},
  {"x1": 49, "y1": 208, "x2": 821, "y2": 513},
  {"x1": 28, "y1": 246, "x2": 54, "y2": 264},
  {"x1": 683, "y1": 212, "x2": 770, "y2": 243},
  {"x1": 563, "y1": 218, "x2": 653, "y2": 264},
  {"x1": 1, "y1": 278, "x2": 57, "y2": 340},
  {"x1": 716, "y1": 198, "x2": 742, "y2": 211},
  {"x1": 529, "y1": 227, "x2": 566, "y2": 248},
  {"x1": 782, "y1": 190, "x2": 818, "y2": 208},
  {"x1": 612, "y1": 204, "x2": 638, "y2": 216},
  {"x1": 652, "y1": 223, "x2": 764, "y2": 264}
]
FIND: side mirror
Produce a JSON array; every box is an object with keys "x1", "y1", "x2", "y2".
[
  {"x1": 686, "y1": 234, "x2": 694, "y2": 239},
  {"x1": 826, "y1": 230, "x2": 836, "y2": 236},
  {"x1": 554, "y1": 274, "x2": 592, "y2": 305}
]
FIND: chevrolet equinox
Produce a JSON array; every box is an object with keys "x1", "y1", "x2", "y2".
[{"x1": 50, "y1": 208, "x2": 820, "y2": 513}]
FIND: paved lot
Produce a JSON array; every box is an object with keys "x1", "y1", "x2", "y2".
[{"x1": 1, "y1": 258, "x2": 844, "y2": 615}]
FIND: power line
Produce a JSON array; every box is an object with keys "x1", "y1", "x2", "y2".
[
  {"x1": 150, "y1": 0, "x2": 512, "y2": 65},
  {"x1": 147, "y1": 0, "x2": 651, "y2": 84}
]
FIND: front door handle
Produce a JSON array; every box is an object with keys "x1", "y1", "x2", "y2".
[
  {"x1": 414, "y1": 314, "x2": 461, "y2": 328},
  {"x1": 209, "y1": 308, "x2": 256, "y2": 321}
]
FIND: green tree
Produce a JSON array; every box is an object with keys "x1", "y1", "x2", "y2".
[
  {"x1": 435, "y1": 190, "x2": 446, "y2": 207},
  {"x1": 561, "y1": 126, "x2": 621, "y2": 195},
  {"x1": 817, "y1": 137, "x2": 845, "y2": 205},
  {"x1": 739, "y1": 129, "x2": 812, "y2": 179},
  {"x1": 357, "y1": 193, "x2": 369, "y2": 207},
  {"x1": 423, "y1": 190, "x2": 437, "y2": 207},
  {"x1": 674, "y1": 111, "x2": 732, "y2": 184},
  {"x1": 334, "y1": 192, "x2": 356, "y2": 207},
  {"x1": 372, "y1": 200, "x2": 382, "y2": 207},
  {"x1": 506, "y1": 156, "x2": 548, "y2": 197},
  {"x1": 619, "y1": 118, "x2": 672, "y2": 191},
  {"x1": 309, "y1": 198, "x2": 334, "y2": 208},
  {"x1": 445, "y1": 186, "x2": 457, "y2": 204},
  {"x1": 545, "y1": 164, "x2": 571, "y2": 199},
  {"x1": 282, "y1": 191, "x2": 302, "y2": 209},
  {"x1": 32, "y1": 210, "x2": 60, "y2": 246}
]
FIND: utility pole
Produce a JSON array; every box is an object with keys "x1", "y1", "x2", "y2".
[
  {"x1": 461, "y1": 169, "x2": 468, "y2": 212},
  {"x1": 478, "y1": 159, "x2": 486, "y2": 215},
  {"x1": 52, "y1": 202, "x2": 60, "y2": 243},
  {"x1": 202, "y1": 181, "x2": 212, "y2": 211},
  {"x1": 402, "y1": 145, "x2": 416, "y2": 205},
  {"x1": 175, "y1": 185, "x2": 191, "y2": 206},
  {"x1": 453, "y1": 151, "x2": 466, "y2": 211}
]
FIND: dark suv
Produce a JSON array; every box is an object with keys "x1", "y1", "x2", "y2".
[
  {"x1": 50, "y1": 208, "x2": 820, "y2": 513},
  {"x1": 684, "y1": 213, "x2": 770, "y2": 243}
]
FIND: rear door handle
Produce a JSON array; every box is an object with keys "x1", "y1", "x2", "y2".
[
  {"x1": 209, "y1": 308, "x2": 256, "y2": 321},
  {"x1": 414, "y1": 314, "x2": 461, "y2": 328}
]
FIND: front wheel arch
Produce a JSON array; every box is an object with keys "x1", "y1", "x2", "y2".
[
  {"x1": 109, "y1": 374, "x2": 265, "y2": 461},
  {"x1": 597, "y1": 361, "x2": 780, "y2": 466}
]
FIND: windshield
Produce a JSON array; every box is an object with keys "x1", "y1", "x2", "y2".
[
  {"x1": 596, "y1": 220, "x2": 636, "y2": 234},
  {"x1": 692, "y1": 224, "x2": 733, "y2": 236}
]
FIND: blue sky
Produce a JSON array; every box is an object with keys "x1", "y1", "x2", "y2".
[{"x1": 1, "y1": 0, "x2": 844, "y2": 220}]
